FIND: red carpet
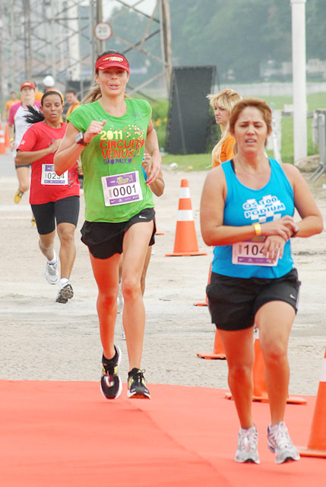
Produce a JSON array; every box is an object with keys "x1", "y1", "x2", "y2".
[{"x1": 0, "y1": 380, "x2": 325, "y2": 486}]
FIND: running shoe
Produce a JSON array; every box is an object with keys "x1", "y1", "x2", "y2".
[
  {"x1": 45, "y1": 252, "x2": 59, "y2": 285},
  {"x1": 235, "y1": 424, "x2": 260, "y2": 464},
  {"x1": 267, "y1": 421, "x2": 300, "y2": 464},
  {"x1": 14, "y1": 189, "x2": 24, "y2": 204},
  {"x1": 127, "y1": 368, "x2": 151, "y2": 399},
  {"x1": 100, "y1": 345, "x2": 122, "y2": 400},
  {"x1": 56, "y1": 282, "x2": 74, "y2": 304}
]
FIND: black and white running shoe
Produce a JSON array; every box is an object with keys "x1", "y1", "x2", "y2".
[
  {"x1": 100, "y1": 345, "x2": 122, "y2": 400},
  {"x1": 127, "y1": 368, "x2": 151, "y2": 399}
]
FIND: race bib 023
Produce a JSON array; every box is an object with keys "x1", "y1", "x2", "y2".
[{"x1": 41, "y1": 164, "x2": 68, "y2": 185}]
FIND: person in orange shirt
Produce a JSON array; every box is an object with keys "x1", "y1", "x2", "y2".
[
  {"x1": 3, "y1": 92, "x2": 20, "y2": 121},
  {"x1": 207, "y1": 89, "x2": 242, "y2": 167},
  {"x1": 65, "y1": 88, "x2": 80, "y2": 120}
]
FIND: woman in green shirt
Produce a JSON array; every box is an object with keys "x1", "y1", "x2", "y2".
[{"x1": 54, "y1": 51, "x2": 162, "y2": 400}]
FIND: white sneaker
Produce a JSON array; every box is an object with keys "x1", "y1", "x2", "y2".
[
  {"x1": 45, "y1": 252, "x2": 59, "y2": 285},
  {"x1": 235, "y1": 424, "x2": 260, "y2": 464},
  {"x1": 267, "y1": 421, "x2": 300, "y2": 464}
]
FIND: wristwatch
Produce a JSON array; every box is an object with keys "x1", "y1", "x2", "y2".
[{"x1": 75, "y1": 132, "x2": 88, "y2": 146}]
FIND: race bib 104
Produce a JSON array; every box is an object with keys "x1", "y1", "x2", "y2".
[
  {"x1": 101, "y1": 170, "x2": 143, "y2": 207},
  {"x1": 232, "y1": 237, "x2": 279, "y2": 267}
]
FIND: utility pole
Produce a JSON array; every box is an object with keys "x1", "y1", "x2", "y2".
[
  {"x1": 96, "y1": 0, "x2": 104, "y2": 54},
  {"x1": 23, "y1": 0, "x2": 32, "y2": 80},
  {"x1": 291, "y1": 0, "x2": 307, "y2": 161},
  {"x1": 161, "y1": 0, "x2": 172, "y2": 93},
  {"x1": 51, "y1": 0, "x2": 56, "y2": 78}
]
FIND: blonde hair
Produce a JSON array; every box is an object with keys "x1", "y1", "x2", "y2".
[
  {"x1": 81, "y1": 84, "x2": 101, "y2": 104},
  {"x1": 207, "y1": 89, "x2": 242, "y2": 165}
]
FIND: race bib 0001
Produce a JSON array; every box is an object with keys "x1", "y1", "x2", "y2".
[{"x1": 101, "y1": 170, "x2": 143, "y2": 207}]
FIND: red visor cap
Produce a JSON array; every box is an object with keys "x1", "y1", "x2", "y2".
[
  {"x1": 95, "y1": 54, "x2": 130, "y2": 74},
  {"x1": 21, "y1": 81, "x2": 35, "y2": 90}
]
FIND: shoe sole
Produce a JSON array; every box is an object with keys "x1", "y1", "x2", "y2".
[
  {"x1": 60, "y1": 285, "x2": 74, "y2": 300},
  {"x1": 56, "y1": 285, "x2": 73, "y2": 304},
  {"x1": 56, "y1": 296, "x2": 68, "y2": 304},
  {"x1": 127, "y1": 390, "x2": 151, "y2": 399},
  {"x1": 100, "y1": 346, "x2": 122, "y2": 400},
  {"x1": 268, "y1": 444, "x2": 300, "y2": 464},
  {"x1": 235, "y1": 454, "x2": 260, "y2": 464}
]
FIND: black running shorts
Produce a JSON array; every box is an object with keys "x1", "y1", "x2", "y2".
[
  {"x1": 81, "y1": 207, "x2": 156, "y2": 259},
  {"x1": 31, "y1": 196, "x2": 80, "y2": 235},
  {"x1": 207, "y1": 268, "x2": 301, "y2": 331}
]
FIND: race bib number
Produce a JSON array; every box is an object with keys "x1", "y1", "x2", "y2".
[
  {"x1": 41, "y1": 164, "x2": 68, "y2": 185},
  {"x1": 101, "y1": 171, "x2": 143, "y2": 207},
  {"x1": 232, "y1": 237, "x2": 279, "y2": 267}
]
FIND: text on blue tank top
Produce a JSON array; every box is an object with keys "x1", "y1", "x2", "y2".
[{"x1": 212, "y1": 158, "x2": 295, "y2": 278}]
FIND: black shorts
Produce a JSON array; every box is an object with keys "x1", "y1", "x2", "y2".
[
  {"x1": 81, "y1": 207, "x2": 156, "y2": 259},
  {"x1": 31, "y1": 196, "x2": 80, "y2": 235},
  {"x1": 207, "y1": 268, "x2": 301, "y2": 331}
]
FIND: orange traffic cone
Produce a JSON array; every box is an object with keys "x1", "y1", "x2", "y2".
[
  {"x1": 194, "y1": 263, "x2": 211, "y2": 307},
  {"x1": 197, "y1": 328, "x2": 226, "y2": 360},
  {"x1": 225, "y1": 330, "x2": 307, "y2": 404},
  {"x1": 4, "y1": 124, "x2": 10, "y2": 148},
  {"x1": 0, "y1": 122, "x2": 6, "y2": 155},
  {"x1": 166, "y1": 179, "x2": 207, "y2": 257},
  {"x1": 299, "y1": 348, "x2": 326, "y2": 457}
]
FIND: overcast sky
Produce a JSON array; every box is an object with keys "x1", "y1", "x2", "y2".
[{"x1": 104, "y1": 0, "x2": 156, "y2": 18}]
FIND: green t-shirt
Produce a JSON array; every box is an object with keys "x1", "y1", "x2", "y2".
[{"x1": 68, "y1": 98, "x2": 154, "y2": 223}]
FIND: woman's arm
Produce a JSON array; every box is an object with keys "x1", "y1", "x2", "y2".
[
  {"x1": 54, "y1": 120, "x2": 106, "y2": 175},
  {"x1": 144, "y1": 121, "x2": 161, "y2": 185},
  {"x1": 15, "y1": 139, "x2": 62, "y2": 166},
  {"x1": 149, "y1": 171, "x2": 164, "y2": 197},
  {"x1": 7, "y1": 124, "x2": 15, "y2": 151},
  {"x1": 283, "y1": 163, "x2": 323, "y2": 237},
  {"x1": 142, "y1": 152, "x2": 164, "y2": 196}
]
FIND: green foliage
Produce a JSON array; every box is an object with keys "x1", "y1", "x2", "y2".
[
  {"x1": 150, "y1": 98, "x2": 169, "y2": 148},
  {"x1": 168, "y1": 0, "x2": 326, "y2": 83},
  {"x1": 162, "y1": 153, "x2": 212, "y2": 171}
]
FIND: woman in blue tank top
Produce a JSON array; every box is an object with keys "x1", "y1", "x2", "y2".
[{"x1": 200, "y1": 98, "x2": 323, "y2": 465}]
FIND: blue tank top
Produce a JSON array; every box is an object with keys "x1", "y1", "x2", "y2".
[{"x1": 212, "y1": 158, "x2": 294, "y2": 278}]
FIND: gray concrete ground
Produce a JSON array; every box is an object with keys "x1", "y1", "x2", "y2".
[{"x1": 0, "y1": 151, "x2": 325, "y2": 396}]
